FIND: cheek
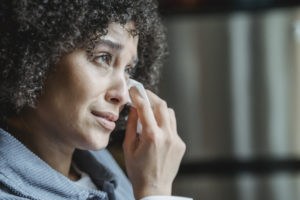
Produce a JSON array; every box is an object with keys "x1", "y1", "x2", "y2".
[
  {"x1": 59, "y1": 62, "x2": 102, "y2": 104},
  {"x1": 40, "y1": 53, "x2": 113, "y2": 124},
  {"x1": 38, "y1": 67, "x2": 91, "y2": 119}
]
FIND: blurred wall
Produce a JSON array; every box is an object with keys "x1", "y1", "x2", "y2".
[{"x1": 159, "y1": 6, "x2": 300, "y2": 200}]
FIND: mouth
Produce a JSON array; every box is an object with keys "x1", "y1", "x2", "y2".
[{"x1": 91, "y1": 111, "x2": 118, "y2": 131}]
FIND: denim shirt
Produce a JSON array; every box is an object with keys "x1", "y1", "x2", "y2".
[{"x1": 0, "y1": 128, "x2": 135, "y2": 200}]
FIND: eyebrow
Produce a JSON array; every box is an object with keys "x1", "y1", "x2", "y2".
[{"x1": 95, "y1": 39, "x2": 124, "y2": 51}]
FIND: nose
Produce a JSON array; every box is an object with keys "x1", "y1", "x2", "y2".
[{"x1": 105, "y1": 73, "x2": 129, "y2": 106}]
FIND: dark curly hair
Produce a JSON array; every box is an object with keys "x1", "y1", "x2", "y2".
[{"x1": 0, "y1": 0, "x2": 167, "y2": 132}]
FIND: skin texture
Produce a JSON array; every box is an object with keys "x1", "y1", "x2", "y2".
[
  {"x1": 0, "y1": 0, "x2": 167, "y2": 131},
  {"x1": 9, "y1": 22, "x2": 138, "y2": 180},
  {"x1": 8, "y1": 22, "x2": 186, "y2": 198},
  {"x1": 0, "y1": 0, "x2": 185, "y2": 198},
  {"x1": 124, "y1": 89, "x2": 186, "y2": 199}
]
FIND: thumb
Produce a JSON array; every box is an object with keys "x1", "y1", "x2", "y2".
[{"x1": 123, "y1": 107, "x2": 138, "y2": 153}]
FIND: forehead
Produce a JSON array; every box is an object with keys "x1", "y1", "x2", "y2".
[{"x1": 100, "y1": 22, "x2": 138, "y2": 47}]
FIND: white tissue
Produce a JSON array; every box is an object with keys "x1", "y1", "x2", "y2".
[{"x1": 127, "y1": 79, "x2": 150, "y2": 134}]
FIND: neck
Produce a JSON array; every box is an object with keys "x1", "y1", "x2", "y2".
[{"x1": 6, "y1": 112, "x2": 80, "y2": 181}]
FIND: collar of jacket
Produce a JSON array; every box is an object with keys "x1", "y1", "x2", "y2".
[{"x1": 0, "y1": 128, "x2": 117, "y2": 200}]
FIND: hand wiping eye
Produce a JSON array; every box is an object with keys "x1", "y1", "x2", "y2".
[{"x1": 127, "y1": 78, "x2": 151, "y2": 134}]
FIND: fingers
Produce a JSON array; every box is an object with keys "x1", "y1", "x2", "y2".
[
  {"x1": 129, "y1": 87, "x2": 178, "y2": 136},
  {"x1": 168, "y1": 108, "x2": 177, "y2": 134},
  {"x1": 129, "y1": 87, "x2": 157, "y2": 130},
  {"x1": 123, "y1": 107, "x2": 138, "y2": 152},
  {"x1": 146, "y1": 90, "x2": 170, "y2": 129}
]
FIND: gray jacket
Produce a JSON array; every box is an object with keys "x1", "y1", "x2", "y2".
[{"x1": 0, "y1": 128, "x2": 135, "y2": 200}]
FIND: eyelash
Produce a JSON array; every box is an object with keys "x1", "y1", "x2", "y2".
[
  {"x1": 93, "y1": 53, "x2": 136, "y2": 77},
  {"x1": 125, "y1": 66, "x2": 136, "y2": 78},
  {"x1": 94, "y1": 53, "x2": 112, "y2": 66}
]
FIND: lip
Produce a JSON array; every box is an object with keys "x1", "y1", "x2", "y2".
[{"x1": 91, "y1": 111, "x2": 118, "y2": 131}]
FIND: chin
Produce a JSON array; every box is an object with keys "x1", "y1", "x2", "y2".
[{"x1": 81, "y1": 128, "x2": 111, "y2": 151}]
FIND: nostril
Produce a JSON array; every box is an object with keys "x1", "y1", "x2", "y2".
[{"x1": 110, "y1": 97, "x2": 120, "y2": 104}]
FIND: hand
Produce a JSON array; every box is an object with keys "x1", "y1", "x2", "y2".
[{"x1": 123, "y1": 87, "x2": 186, "y2": 199}]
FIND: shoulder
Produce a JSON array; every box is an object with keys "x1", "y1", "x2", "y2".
[
  {"x1": 0, "y1": 169, "x2": 28, "y2": 199},
  {"x1": 89, "y1": 149, "x2": 135, "y2": 200},
  {"x1": 0, "y1": 182, "x2": 32, "y2": 200}
]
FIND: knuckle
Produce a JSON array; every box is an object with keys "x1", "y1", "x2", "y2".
[
  {"x1": 143, "y1": 126, "x2": 154, "y2": 134},
  {"x1": 174, "y1": 136, "x2": 186, "y2": 149},
  {"x1": 161, "y1": 100, "x2": 168, "y2": 108},
  {"x1": 135, "y1": 98, "x2": 146, "y2": 107},
  {"x1": 168, "y1": 108, "x2": 175, "y2": 116},
  {"x1": 157, "y1": 102, "x2": 167, "y2": 113},
  {"x1": 179, "y1": 140, "x2": 186, "y2": 152},
  {"x1": 145, "y1": 132, "x2": 157, "y2": 144},
  {"x1": 154, "y1": 99, "x2": 167, "y2": 110},
  {"x1": 143, "y1": 127, "x2": 157, "y2": 139},
  {"x1": 137, "y1": 100, "x2": 148, "y2": 112},
  {"x1": 168, "y1": 107, "x2": 174, "y2": 112}
]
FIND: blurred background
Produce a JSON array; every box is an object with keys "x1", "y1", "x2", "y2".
[
  {"x1": 108, "y1": 0, "x2": 300, "y2": 199},
  {"x1": 156, "y1": 0, "x2": 300, "y2": 199}
]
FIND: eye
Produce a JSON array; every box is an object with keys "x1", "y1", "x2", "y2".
[
  {"x1": 125, "y1": 66, "x2": 137, "y2": 78},
  {"x1": 94, "y1": 53, "x2": 112, "y2": 66}
]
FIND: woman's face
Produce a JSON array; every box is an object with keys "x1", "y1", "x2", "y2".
[{"x1": 34, "y1": 22, "x2": 139, "y2": 150}]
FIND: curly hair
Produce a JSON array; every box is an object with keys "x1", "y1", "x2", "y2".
[{"x1": 0, "y1": 0, "x2": 167, "y2": 131}]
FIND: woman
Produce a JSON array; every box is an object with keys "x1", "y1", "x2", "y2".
[{"x1": 0, "y1": 0, "x2": 188, "y2": 199}]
